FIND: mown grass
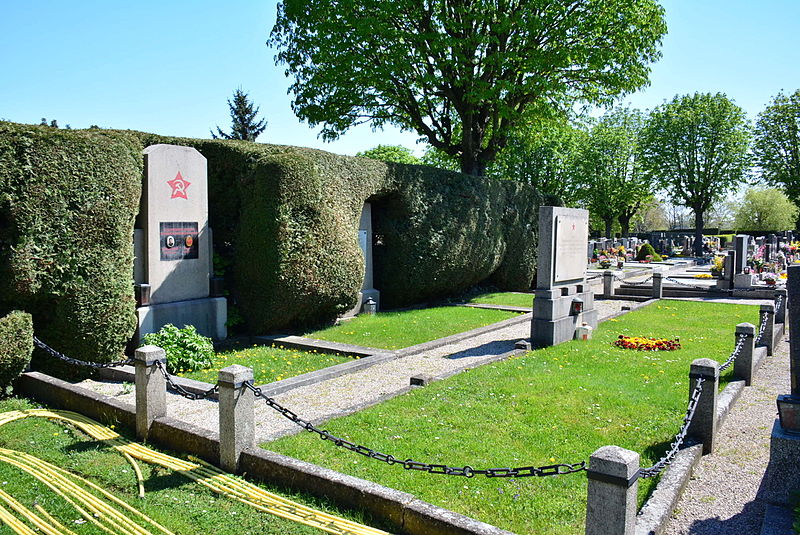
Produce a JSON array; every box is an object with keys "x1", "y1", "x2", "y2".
[
  {"x1": 179, "y1": 344, "x2": 353, "y2": 385},
  {"x1": 267, "y1": 300, "x2": 759, "y2": 535},
  {"x1": 466, "y1": 292, "x2": 533, "y2": 308},
  {"x1": 0, "y1": 398, "x2": 387, "y2": 534},
  {"x1": 305, "y1": 306, "x2": 520, "y2": 350}
]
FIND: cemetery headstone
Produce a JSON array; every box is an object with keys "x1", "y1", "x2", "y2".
[
  {"x1": 133, "y1": 144, "x2": 227, "y2": 341},
  {"x1": 349, "y1": 203, "x2": 380, "y2": 314},
  {"x1": 532, "y1": 207, "x2": 598, "y2": 347}
]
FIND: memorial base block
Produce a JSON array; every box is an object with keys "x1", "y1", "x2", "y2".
[
  {"x1": 531, "y1": 286, "x2": 598, "y2": 347},
  {"x1": 733, "y1": 273, "x2": 754, "y2": 289},
  {"x1": 759, "y1": 420, "x2": 800, "y2": 507},
  {"x1": 137, "y1": 297, "x2": 227, "y2": 342}
]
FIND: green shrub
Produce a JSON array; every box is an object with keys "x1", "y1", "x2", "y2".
[
  {"x1": 0, "y1": 311, "x2": 33, "y2": 391},
  {"x1": 143, "y1": 324, "x2": 214, "y2": 374},
  {"x1": 635, "y1": 242, "x2": 663, "y2": 262},
  {"x1": 0, "y1": 123, "x2": 141, "y2": 362}
]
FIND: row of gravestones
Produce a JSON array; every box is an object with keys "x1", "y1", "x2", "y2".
[
  {"x1": 721, "y1": 232, "x2": 795, "y2": 289},
  {"x1": 587, "y1": 237, "x2": 643, "y2": 260}
]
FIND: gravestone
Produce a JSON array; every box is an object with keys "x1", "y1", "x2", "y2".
[
  {"x1": 133, "y1": 144, "x2": 227, "y2": 341},
  {"x1": 532, "y1": 207, "x2": 598, "y2": 347},
  {"x1": 352, "y1": 202, "x2": 380, "y2": 314},
  {"x1": 734, "y1": 235, "x2": 748, "y2": 274}
]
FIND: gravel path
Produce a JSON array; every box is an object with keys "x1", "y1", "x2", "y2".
[
  {"x1": 662, "y1": 332, "x2": 790, "y2": 535},
  {"x1": 78, "y1": 298, "x2": 637, "y2": 443}
]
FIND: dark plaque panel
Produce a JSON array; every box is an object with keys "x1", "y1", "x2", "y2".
[{"x1": 160, "y1": 222, "x2": 199, "y2": 261}]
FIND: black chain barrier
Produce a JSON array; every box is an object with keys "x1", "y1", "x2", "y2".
[
  {"x1": 665, "y1": 276, "x2": 712, "y2": 291},
  {"x1": 244, "y1": 383, "x2": 586, "y2": 479},
  {"x1": 718, "y1": 333, "x2": 748, "y2": 373},
  {"x1": 639, "y1": 376, "x2": 705, "y2": 478},
  {"x1": 154, "y1": 360, "x2": 219, "y2": 401},
  {"x1": 33, "y1": 337, "x2": 133, "y2": 368},
  {"x1": 754, "y1": 309, "x2": 770, "y2": 345},
  {"x1": 613, "y1": 274, "x2": 653, "y2": 286}
]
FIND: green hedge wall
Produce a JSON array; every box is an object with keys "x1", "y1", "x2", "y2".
[
  {"x1": 0, "y1": 310, "x2": 33, "y2": 389},
  {"x1": 1, "y1": 122, "x2": 540, "y2": 343},
  {"x1": 0, "y1": 123, "x2": 141, "y2": 362}
]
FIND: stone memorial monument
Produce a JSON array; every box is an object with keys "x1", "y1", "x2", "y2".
[
  {"x1": 733, "y1": 234, "x2": 753, "y2": 289},
  {"x1": 351, "y1": 202, "x2": 380, "y2": 314},
  {"x1": 532, "y1": 206, "x2": 598, "y2": 346},
  {"x1": 133, "y1": 144, "x2": 227, "y2": 342}
]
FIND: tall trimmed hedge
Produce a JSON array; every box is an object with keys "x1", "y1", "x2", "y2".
[
  {"x1": 0, "y1": 123, "x2": 141, "y2": 362},
  {"x1": 0, "y1": 310, "x2": 33, "y2": 390},
  {"x1": 1, "y1": 122, "x2": 540, "y2": 345}
]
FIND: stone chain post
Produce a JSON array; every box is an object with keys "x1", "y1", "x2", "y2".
[
  {"x1": 603, "y1": 271, "x2": 614, "y2": 299},
  {"x1": 585, "y1": 446, "x2": 639, "y2": 535},
  {"x1": 760, "y1": 303, "x2": 776, "y2": 356},
  {"x1": 218, "y1": 364, "x2": 255, "y2": 473},
  {"x1": 652, "y1": 272, "x2": 663, "y2": 299},
  {"x1": 134, "y1": 345, "x2": 167, "y2": 441},
  {"x1": 733, "y1": 323, "x2": 756, "y2": 386},
  {"x1": 687, "y1": 359, "x2": 719, "y2": 455}
]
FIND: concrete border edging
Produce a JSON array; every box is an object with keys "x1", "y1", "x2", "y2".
[
  {"x1": 635, "y1": 444, "x2": 703, "y2": 535},
  {"x1": 16, "y1": 371, "x2": 514, "y2": 535}
]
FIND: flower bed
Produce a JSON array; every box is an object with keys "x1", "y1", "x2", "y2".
[{"x1": 614, "y1": 335, "x2": 681, "y2": 351}]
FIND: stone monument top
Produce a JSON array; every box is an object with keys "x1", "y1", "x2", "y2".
[{"x1": 536, "y1": 206, "x2": 590, "y2": 290}]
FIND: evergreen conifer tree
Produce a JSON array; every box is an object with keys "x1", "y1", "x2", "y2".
[{"x1": 211, "y1": 88, "x2": 267, "y2": 141}]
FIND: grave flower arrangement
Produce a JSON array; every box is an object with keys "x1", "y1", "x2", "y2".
[{"x1": 614, "y1": 335, "x2": 681, "y2": 351}]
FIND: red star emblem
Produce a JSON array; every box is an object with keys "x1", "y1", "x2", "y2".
[{"x1": 167, "y1": 171, "x2": 191, "y2": 200}]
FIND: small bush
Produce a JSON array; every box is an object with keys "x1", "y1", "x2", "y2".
[
  {"x1": 0, "y1": 311, "x2": 33, "y2": 392},
  {"x1": 635, "y1": 242, "x2": 663, "y2": 262},
  {"x1": 143, "y1": 324, "x2": 214, "y2": 374}
]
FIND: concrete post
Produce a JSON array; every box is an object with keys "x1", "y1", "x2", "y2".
[
  {"x1": 789, "y1": 265, "x2": 800, "y2": 396},
  {"x1": 585, "y1": 446, "x2": 639, "y2": 535},
  {"x1": 759, "y1": 303, "x2": 776, "y2": 356},
  {"x1": 687, "y1": 359, "x2": 719, "y2": 455},
  {"x1": 652, "y1": 272, "x2": 663, "y2": 299},
  {"x1": 775, "y1": 288, "x2": 788, "y2": 331},
  {"x1": 134, "y1": 345, "x2": 167, "y2": 441},
  {"x1": 733, "y1": 323, "x2": 756, "y2": 386},
  {"x1": 603, "y1": 271, "x2": 614, "y2": 299},
  {"x1": 218, "y1": 364, "x2": 255, "y2": 473}
]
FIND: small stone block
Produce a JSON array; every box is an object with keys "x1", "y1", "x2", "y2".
[
  {"x1": 410, "y1": 375, "x2": 432, "y2": 387},
  {"x1": 514, "y1": 340, "x2": 532, "y2": 350},
  {"x1": 218, "y1": 364, "x2": 254, "y2": 388},
  {"x1": 134, "y1": 345, "x2": 166, "y2": 365},
  {"x1": 621, "y1": 306, "x2": 631, "y2": 311}
]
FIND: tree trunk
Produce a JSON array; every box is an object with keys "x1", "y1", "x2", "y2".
[
  {"x1": 694, "y1": 209, "x2": 705, "y2": 256},
  {"x1": 618, "y1": 215, "x2": 631, "y2": 238},
  {"x1": 460, "y1": 156, "x2": 486, "y2": 177},
  {"x1": 605, "y1": 218, "x2": 614, "y2": 240}
]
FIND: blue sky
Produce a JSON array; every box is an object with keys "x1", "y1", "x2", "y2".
[{"x1": 1, "y1": 1, "x2": 798, "y2": 157}]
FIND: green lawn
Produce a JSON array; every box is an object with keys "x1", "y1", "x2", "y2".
[
  {"x1": 0, "y1": 398, "x2": 387, "y2": 534},
  {"x1": 305, "y1": 306, "x2": 520, "y2": 350},
  {"x1": 466, "y1": 292, "x2": 533, "y2": 308},
  {"x1": 267, "y1": 300, "x2": 759, "y2": 535},
  {"x1": 179, "y1": 344, "x2": 353, "y2": 385}
]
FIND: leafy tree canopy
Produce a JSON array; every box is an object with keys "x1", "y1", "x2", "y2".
[
  {"x1": 212, "y1": 88, "x2": 267, "y2": 141},
  {"x1": 754, "y1": 89, "x2": 800, "y2": 202},
  {"x1": 581, "y1": 107, "x2": 653, "y2": 237},
  {"x1": 487, "y1": 118, "x2": 587, "y2": 207},
  {"x1": 640, "y1": 92, "x2": 751, "y2": 254},
  {"x1": 356, "y1": 144, "x2": 421, "y2": 164},
  {"x1": 269, "y1": 0, "x2": 667, "y2": 176},
  {"x1": 734, "y1": 187, "x2": 799, "y2": 231}
]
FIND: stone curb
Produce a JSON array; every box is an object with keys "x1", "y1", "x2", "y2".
[
  {"x1": 16, "y1": 371, "x2": 514, "y2": 535},
  {"x1": 254, "y1": 335, "x2": 382, "y2": 358},
  {"x1": 635, "y1": 444, "x2": 703, "y2": 535},
  {"x1": 452, "y1": 303, "x2": 532, "y2": 313}
]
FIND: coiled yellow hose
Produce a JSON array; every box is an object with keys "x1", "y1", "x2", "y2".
[{"x1": 0, "y1": 409, "x2": 389, "y2": 535}]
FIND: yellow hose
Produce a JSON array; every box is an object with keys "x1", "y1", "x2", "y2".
[
  {"x1": 0, "y1": 409, "x2": 390, "y2": 535},
  {"x1": 0, "y1": 486, "x2": 77, "y2": 535}
]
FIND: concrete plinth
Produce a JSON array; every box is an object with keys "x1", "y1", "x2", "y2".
[
  {"x1": 137, "y1": 297, "x2": 227, "y2": 342},
  {"x1": 759, "y1": 419, "x2": 800, "y2": 506},
  {"x1": 733, "y1": 273, "x2": 754, "y2": 289}
]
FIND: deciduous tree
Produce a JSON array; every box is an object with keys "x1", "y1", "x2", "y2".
[
  {"x1": 640, "y1": 93, "x2": 751, "y2": 255},
  {"x1": 269, "y1": 0, "x2": 667, "y2": 176},
  {"x1": 753, "y1": 89, "x2": 800, "y2": 206},
  {"x1": 356, "y1": 145, "x2": 421, "y2": 164},
  {"x1": 734, "y1": 187, "x2": 798, "y2": 231}
]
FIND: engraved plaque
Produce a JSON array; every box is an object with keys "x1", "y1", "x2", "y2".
[
  {"x1": 160, "y1": 222, "x2": 199, "y2": 261},
  {"x1": 553, "y1": 214, "x2": 588, "y2": 283}
]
